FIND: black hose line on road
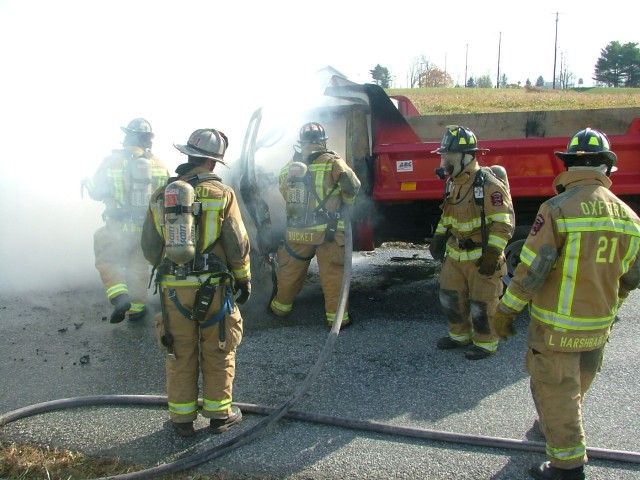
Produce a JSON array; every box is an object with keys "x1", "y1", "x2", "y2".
[
  {"x1": 3, "y1": 394, "x2": 640, "y2": 474},
  {"x1": 3, "y1": 212, "x2": 640, "y2": 476},
  {"x1": 1, "y1": 210, "x2": 355, "y2": 480}
]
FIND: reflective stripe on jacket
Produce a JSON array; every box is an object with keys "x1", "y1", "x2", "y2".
[
  {"x1": 501, "y1": 170, "x2": 640, "y2": 336},
  {"x1": 279, "y1": 146, "x2": 360, "y2": 239},
  {"x1": 87, "y1": 146, "x2": 168, "y2": 215},
  {"x1": 435, "y1": 160, "x2": 514, "y2": 261},
  {"x1": 142, "y1": 164, "x2": 251, "y2": 285}
]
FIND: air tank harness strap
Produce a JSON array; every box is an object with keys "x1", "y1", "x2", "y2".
[
  {"x1": 473, "y1": 169, "x2": 488, "y2": 251},
  {"x1": 283, "y1": 239, "x2": 315, "y2": 262},
  {"x1": 167, "y1": 273, "x2": 235, "y2": 329}
]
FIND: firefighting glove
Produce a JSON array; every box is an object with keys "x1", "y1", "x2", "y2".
[
  {"x1": 476, "y1": 246, "x2": 502, "y2": 276},
  {"x1": 429, "y1": 234, "x2": 447, "y2": 261},
  {"x1": 235, "y1": 282, "x2": 251, "y2": 305},
  {"x1": 492, "y1": 308, "x2": 518, "y2": 340}
]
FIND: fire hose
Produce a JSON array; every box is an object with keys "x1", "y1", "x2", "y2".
[
  {"x1": 3, "y1": 209, "x2": 640, "y2": 478},
  {"x1": 0, "y1": 208, "x2": 355, "y2": 480}
]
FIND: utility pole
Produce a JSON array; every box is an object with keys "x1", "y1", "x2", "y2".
[
  {"x1": 552, "y1": 12, "x2": 559, "y2": 89},
  {"x1": 496, "y1": 32, "x2": 502, "y2": 88},
  {"x1": 465, "y1": 44, "x2": 468, "y2": 87}
]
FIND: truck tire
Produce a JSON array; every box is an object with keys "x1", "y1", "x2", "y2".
[{"x1": 504, "y1": 239, "x2": 526, "y2": 277}]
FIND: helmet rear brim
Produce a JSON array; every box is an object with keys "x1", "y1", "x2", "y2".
[
  {"x1": 555, "y1": 151, "x2": 617, "y2": 164},
  {"x1": 121, "y1": 127, "x2": 155, "y2": 138},
  {"x1": 174, "y1": 143, "x2": 228, "y2": 166},
  {"x1": 431, "y1": 147, "x2": 490, "y2": 154}
]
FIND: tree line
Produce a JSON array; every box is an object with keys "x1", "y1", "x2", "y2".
[{"x1": 369, "y1": 41, "x2": 640, "y2": 89}]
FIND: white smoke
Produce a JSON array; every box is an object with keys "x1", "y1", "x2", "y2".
[{"x1": 0, "y1": 3, "x2": 348, "y2": 293}]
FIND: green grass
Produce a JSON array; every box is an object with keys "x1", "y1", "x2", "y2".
[{"x1": 386, "y1": 87, "x2": 640, "y2": 115}]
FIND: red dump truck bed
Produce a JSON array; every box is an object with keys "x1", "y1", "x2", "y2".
[
  {"x1": 373, "y1": 133, "x2": 640, "y2": 203},
  {"x1": 326, "y1": 83, "x2": 640, "y2": 251}
]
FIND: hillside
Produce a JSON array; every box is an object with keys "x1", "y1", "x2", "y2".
[{"x1": 386, "y1": 87, "x2": 640, "y2": 115}]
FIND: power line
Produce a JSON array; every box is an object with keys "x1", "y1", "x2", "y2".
[{"x1": 552, "y1": 12, "x2": 558, "y2": 88}]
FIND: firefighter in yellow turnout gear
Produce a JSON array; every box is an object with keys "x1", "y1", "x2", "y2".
[
  {"x1": 492, "y1": 129, "x2": 640, "y2": 480},
  {"x1": 83, "y1": 118, "x2": 169, "y2": 323},
  {"x1": 270, "y1": 122, "x2": 361, "y2": 328},
  {"x1": 141, "y1": 128, "x2": 251, "y2": 437},
  {"x1": 429, "y1": 125, "x2": 515, "y2": 360}
]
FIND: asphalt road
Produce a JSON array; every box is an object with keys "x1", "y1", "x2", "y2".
[{"x1": 1, "y1": 244, "x2": 639, "y2": 480}]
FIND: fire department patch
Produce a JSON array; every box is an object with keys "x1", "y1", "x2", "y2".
[
  {"x1": 490, "y1": 192, "x2": 503, "y2": 206},
  {"x1": 531, "y1": 214, "x2": 545, "y2": 236}
]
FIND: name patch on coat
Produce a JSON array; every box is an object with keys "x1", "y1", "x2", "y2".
[{"x1": 544, "y1": 330, "x2": 609, "y2": 352}]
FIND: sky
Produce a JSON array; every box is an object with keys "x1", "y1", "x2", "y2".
[{"x1": 0, "y1": 0, "x2": 637, "y2": 292}]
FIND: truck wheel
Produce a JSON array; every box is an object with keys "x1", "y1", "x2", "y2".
[{"x1": 504, "y1": 239, "x2": 526, "y2": 277}]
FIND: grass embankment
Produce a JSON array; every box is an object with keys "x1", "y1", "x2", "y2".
[{"x1": 387, "y1": 86, "x2": 640, "y2": 115}]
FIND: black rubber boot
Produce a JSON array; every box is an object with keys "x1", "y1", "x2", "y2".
[
  {"x1": 210, "y1": 406, "x2": 243, "y2": 434},
  {"x1": 529, "y1": 461, "x2": 585, "y2": 480},
  {"x1": 464, "y1": 345, "x2": 494, "y2": 360},
  {"x1": 436, "y1": 336, "x2": 470, "y2": 350},
  {"x1": 172, "y1": 421, "x2": 195, "y2": 437},
  {"x1": 109, "y1": 294, "x2": 131, "y2": 324},
  {"x1": 127, "y1": 307, "x2": 147, "y2": 322}
]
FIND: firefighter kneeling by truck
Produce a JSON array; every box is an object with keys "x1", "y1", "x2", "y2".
[
  {"x1": 269, "y1": 122, "x2": 361, "y2": 329},
  {"x1": 429, "y1": 125, "x2": 515, "y2": 360}
]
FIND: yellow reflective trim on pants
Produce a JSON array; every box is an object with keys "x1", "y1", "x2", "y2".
[
  {"x1": 449, "y1": 332, "x2": 472, "y2": 343},
  {"x1": 106, "y1": 284, "x2": 128, "y2": 299},
  {"x1": 326, "y1": 311, "x2": 349, "y2": 322},
  {"x1": 473, "y1": 339, "x2": 498, "y2": 352},
  {"x1": 271, "y1": 299, "x2": 292, "y2": 313},
  {"x1": 203, "y1": 397, "x2": 232, "y2": 413},
  {"x1": 129, "y1": 303, "x2": 145, "y2": 314},
  {"x1": 168, "y1": 401, "x2": 198, "y2": 416},
  {"x1": 546, "y1": 442, "x2": 586, "y2": 462}
]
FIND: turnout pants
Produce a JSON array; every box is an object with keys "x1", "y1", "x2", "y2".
[
  {"x1": 156, "y1": 282, "x2": 243, "y2": 422},
  {"x1": 271, "y1": 239, "x2": 346, "y2": 322},
  {"x1": 526, "y1": 321, "x2": 605, "y2": 469},
  {"x1": 94, "y1": 219, "x2": 149, "y2": 314},
  {"x1": 438, "y1": 257, "x2": 505, "y2": 351}
]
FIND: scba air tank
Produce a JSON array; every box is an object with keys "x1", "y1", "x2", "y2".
[
  {"x1": 130, "y1": 157, "x2": 153, "y2": 208},
  {"x1": 163, "y1": 180, "x2": 199, "y2": 266},
  {"x1": 286, "y1": 161, "x2": 309, "y2": 223},
  {"x1": 129, "y1": 157, "x2": 153, "y2": 223}
]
